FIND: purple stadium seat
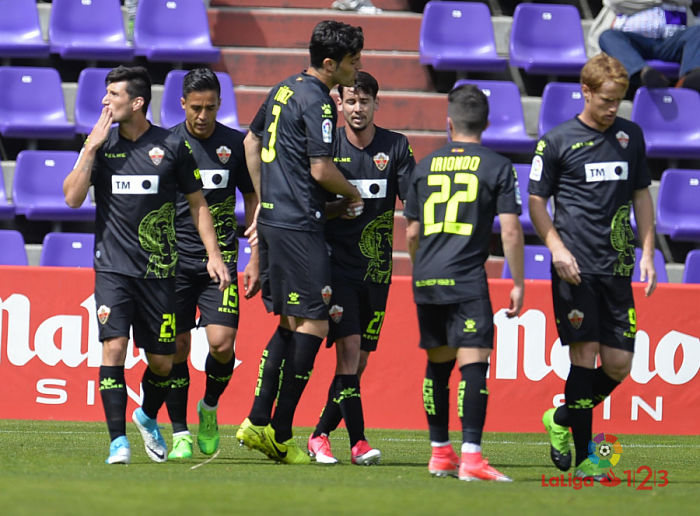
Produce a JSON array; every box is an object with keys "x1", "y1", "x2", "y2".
[
  {"x1": 646, "y1": 59, "x2": 680, "y2": 79},
  {"x1": 656, "y1": 169, "x2": 700, "y2": 241},
  {"x1": 538, "y1": 82, "x2": 584, "y2": 137},
  {"x1": 74, "y1": 67, "x2": 154, "y2": 134},
  {"x1": 13, "y1": 150, "x2": 95, "y2": 221},
  {"x1": 49, "y1": 0, "x2": 134, "y2": 60},
  {"x1": 134, "y1": 0, "x2": 221, "y2": 63},
  {"x1": 40, "y1": 232, "x2": 95, "y2": 267},
  {"x1": 0, "y1": 163, "x2": 15, "y2": 219},
  {"x1": 502, "y1": 244, "x2": 551, "y2": 279},
  {"x1": 0, "y1": 67, "x2": 74, "y2": 140},
  {"x1": 237, "y1": 237, "x2": 252, "y2": 272},
  {"x1": 160, "y1": 70, "x2": 240, "y2": 130},
  {"x1": 453, "y1": 80, "x2": 535, "y2": 153},
  {"x1": 509, "y1": 3, "x2": 587, "y2": 76},
  {"x1": 0, "y1": 230, "x2": 28, "y2": 266},
  {"x1": 631, "y1": 87, "x2": 700, "y2": 159},
  {"x1": 0, "y1": 0, "x2": 50, "y2": 58},
  {"x1": 632, "y1": 247, "x2": 668, "y2": 283},
  {"x1": 419, "y1": 1, "x2": 506, "y2": 72},
  {"x1": 682, "y1": 249, "x2": 700, "y2": 283}
]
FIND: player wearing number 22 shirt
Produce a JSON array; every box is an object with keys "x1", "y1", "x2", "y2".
[{"x1": 405, "y1": 84, "x2": 524, "y2": 482}]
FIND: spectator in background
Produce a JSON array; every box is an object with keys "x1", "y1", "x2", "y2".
[{"x1": 587, "y1": 0, "x2": 700, "y2": 92}]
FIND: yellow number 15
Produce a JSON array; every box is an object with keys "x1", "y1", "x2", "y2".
[{"x1": 423, "y1": 172, "x2": 479, "y2": 236}]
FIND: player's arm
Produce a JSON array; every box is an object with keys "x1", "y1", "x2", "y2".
[
  {"x1": 242, "y1": 191, "x2": 261, "y2": 298},
  {"x1": 185, "y1": 190, "x2": 231, "y2": 292},
  {"x1": 406, "y1": 218, "x2": 420, "y2": 262},
  {"x1": 243, "y1": 131, "x2": 262, "y2": 199},
  {"x1": 499, "y1": 213, "x2": 525, "y2": 318},
  {"x1": 310, "y1": 157, "x2": 363, "y2": 217},
  {"x1": 633, "y1": 187, "x2": 657, "y2": 297},
  {"x1": 529, "y1": 194, "x2": 581, "y2": 285},
  {"x1": 63, "y1": 106, "x2": 112, "y2": 207}
]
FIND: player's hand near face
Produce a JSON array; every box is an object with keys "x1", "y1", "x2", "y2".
[
  {"x1": 88, "y1": 106, "x2": 113, "y2": 150},
  {"x1": 552, "y1": 245, "x2": 581, "y2": 285}
]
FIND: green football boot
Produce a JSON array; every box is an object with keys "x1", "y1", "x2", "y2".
[
  {"x1": 262, "y1": 424, "x2": 310, "y2": 465},
  {"x1": 236, "y1": 417, "x2": 274, "y2": 458},
  {"x1": 542, "y1": 408, "x2": 572, "y2": 471},
  {"x1": 168, "y1": 432, "x2": 193, "y2": 460},
  {"x1": 197, "y1": 401, "x2": 220, "y2": 455},
  {"x1": 575, "y1": 458, "x2": 611, "y2": 482}
]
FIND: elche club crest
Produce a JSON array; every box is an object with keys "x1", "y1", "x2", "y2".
[
  {"x1": 329, "y1": 304, "x2": 344, "y2": 323},
  {"x1": 616, "y1": 131, "x2": 629, "y2": 149},
  {"x1": 568, "y1": 309, "x2": 584, "y2": 329},
  {"x1": 148, "y1": 146, "x2": 165, "y2": 166},
  {"x1": 373, "y1": 152, "x2": 389, "y2": 171},
  {"x1": 217, "y1": 145, "x2": 231, "y2": 164},
  {"x1": 97, "y1": 305, "x2": 111, "y2": 325},
  {"x1": 321, "y1": 285, "x2": 333, "y2": 305}
]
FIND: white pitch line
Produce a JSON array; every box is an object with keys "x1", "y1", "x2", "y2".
[{"x1": 190, "y1": 449, "x2": 220, "y2": 470}]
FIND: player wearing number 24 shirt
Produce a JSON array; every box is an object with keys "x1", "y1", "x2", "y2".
[
  {"x1": 405, "y1": 83, "x2": 524, "y2": 482},
  {"x1": 63, "y1": 65, "x2": 230, "y2": 466}
]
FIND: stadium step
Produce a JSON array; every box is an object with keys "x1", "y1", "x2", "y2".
[
  {"x1": 210, "y1": 0, "x2": 413, "y2": 10},
  {"x1": 208, "y1": 7, "x2": 422, "y2": 51},
  {"x1": 218, "y1": 48, "x2": 435, "y2": 92}
]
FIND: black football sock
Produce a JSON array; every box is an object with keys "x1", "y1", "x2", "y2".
[
  {"x1": 271, "y1": 332, "x2": 323, "y2": 442},
  {"x1": 336, "y1": 374, "x2": 365, "y2": 447},
  {"x1": 458, "y1": 362, "x2": 489, "y2": 446},
  {"x1": 141, "y1": 366, "x2": 172, "y2": 420},
  {"x1": 553, "y1": 366, "x2": 620, "y2": 427},
  {"x1": 165, "y1": 360, "x2": 190, "y2": 434},
  {"x1": 564, "y1": 365, "x2": 596, "y2": 467},
  {"x1": 203, "y1": 352, "x2": 235, "y2": 407},
  {"x1": 100, "y1": 365, "x2": 127, "y2": 442},
  {"x1": 313, "y1": 377, "x2": 342, "y2": 438},
  {"x1": 248, "y1": 326, "x2": 292, "y2": 425},
  {"x1": 424, "y1": 359, "x2": 455, "y2": 443}
]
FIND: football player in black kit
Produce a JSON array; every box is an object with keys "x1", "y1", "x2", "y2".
[
  {"x1": 165, "y1": 68, "x2": 260, "y2": 460},
  {"x1": 405, "y1": 84, "x2": 524, "y2": 482},
  {"x1": 63, "y1": 65, "x2": 230, "y2": 465},
  {"x1": 236, "y1": 20, "x2": 365, "y2": 464},
  {"x1": 531, "y1": 54, "x2": 656, "y2": 481},
  {"x1": 307, "y1": 71, "x2": 415, "y2": 465}
]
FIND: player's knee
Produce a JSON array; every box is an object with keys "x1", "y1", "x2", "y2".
[{"x1": 603, "y1": 362, "x2": 631, "y2": 382}]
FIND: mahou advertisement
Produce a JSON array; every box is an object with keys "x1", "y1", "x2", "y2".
[{"x1": 1, "y1": 267, "x2": 698, "y2": 434}]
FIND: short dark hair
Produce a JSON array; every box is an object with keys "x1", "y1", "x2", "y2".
[
  {"x1": 338, "y1": 71, "x2": 378, "y2": 99},
  {"x1": 309, "y1": 20, "x2": 364, "y2": 69},
  {"x1": 182, "y1": 68, "x2": 221, "y2": 98},
  {"x1": 447, "y1": 84, "x2": 489, "y2": 136},
  {"x1": 105, "y1": 65, "x2": 151, "y2": 114}
]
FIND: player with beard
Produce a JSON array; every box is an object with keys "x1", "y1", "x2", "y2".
[{"x1": 307, "y1": 71, "x2": 415, "y2": 465}]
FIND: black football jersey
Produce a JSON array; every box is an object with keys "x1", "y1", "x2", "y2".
[
  {"x1": 90, "y1": 124, "x2": 203, "y2": 279},
  {"x1": 171, "y1": 121, "x2": 254, "y2": 263},
  {"x1": 405, "y1": 142, "x2": 521, "y2": 304},
  {"x1": 249, "y1": 72, "x2": 336, "y2": 233},
  {"x1": 325, "y1": 126, "x2": 415, "y2": 284},
  {"x1": 527, "y1": 116, "x2": 650, "y2": 276}
]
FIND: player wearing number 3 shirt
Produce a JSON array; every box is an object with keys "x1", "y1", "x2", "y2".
[
  {"x1": 405, "y1": 84, "x2": 524, "y2": 482},
  {"x1": 63, "y1": 66, "x2": 230, "y2": 466},
  {"x1": 529, "y1": 54, "x2": 656, "y2": 482},
  {"x1": 236, "y1": 20, "x2": 365, "y2": 464}
]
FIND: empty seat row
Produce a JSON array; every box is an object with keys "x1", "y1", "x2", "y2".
[
  {"x1": 0, "y1": 229, "x2": 253, "y2": 271},
  {"x1": 0, "y1": 0, "x2": 219, "y2": 63},
  {"x1": 420, "y1": 2, "x2": 680, "y2": 78},
  {"x1": 0, "y1": 66, "x2": 241, "y2": 141},
  {"x1": 0, "y1": 150, "x2": 246, "y2": 226},
  {"x1": 453, "y1": 79, "x2": 700, "y2": 159}
]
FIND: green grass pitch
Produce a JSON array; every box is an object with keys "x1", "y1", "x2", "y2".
[{"x1": 1, "y1": 420, "x2": 698, "y2": 515}]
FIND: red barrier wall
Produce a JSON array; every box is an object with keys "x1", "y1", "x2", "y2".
[{"x1": 1, "y1": 267, "x2": 698, "y2": 434}]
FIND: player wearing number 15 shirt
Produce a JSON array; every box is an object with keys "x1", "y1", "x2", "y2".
[{"x1": 405, "y1": 84, "x2": 524, "y2": 482}]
